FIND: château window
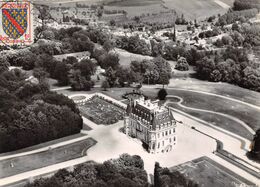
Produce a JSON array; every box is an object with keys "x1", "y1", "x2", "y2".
[
  {"x1": 158, "y1": 133, "x2": 160, "y2": 138},
  {"x1": 162, "y1": 132, "x2": 164, "y2": 136},
  {"x1": 158, "y1": 142, "x2": 160, "y2": 149},
  {"x1": 169, "y1": 129, "x2": 171, "y2": 134},
  {"x1": 166, "y1": 131, "x2": 168, "y2": 136},
  {"x1": 162, "y1": 141, "x2": 164, "y2": 146}
]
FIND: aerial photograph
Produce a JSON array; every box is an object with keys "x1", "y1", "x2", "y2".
[{"x1": 0, "y1": 0, "x2": 259, "y2": 186}]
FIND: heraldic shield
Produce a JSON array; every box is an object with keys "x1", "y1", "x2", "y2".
[{"x1": 2, "y1": 8, "x2": 28, "y2": 39}]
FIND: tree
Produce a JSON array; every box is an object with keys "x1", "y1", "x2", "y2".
[
  {"x1": 33, "y1": 67, "x2": 49, "y2": 83},
  {"x1": 160, "y1": 70, "x2": 170, "y2": 88},
  {"x1": 74, "y1": 59, "x2": 96, "y2": 80},
  {"x1": 158, "y1": 89, "x2": 168, "y2": 100},
  {"x1": 35, "y1": 5, "x2": 52, "y2": 41},
  {"x1": 101, "y1": 80, "x2": 109, "y2": 91},
  {"x1": 232, "y1": 23, "x2": 239, "y2": 31},
  {"x1": 70, "y1": 70, "x2": 93, "y2": 91},
  {"x1": 100, "y1": 52, "x2": 119, "y2": 70},
  {"x1": 0, "y1": 67, "x2": 82, "y2": 153},
  {"x1": 110, "y1": 19, "x2": 116, "y2": 26},
  {"x1": 210, "y1": 69, "x2": 222, "y2": 82},
  {"x1": 26, "y1": 155, "x2": 148, "y2": 187},
  {"x1": 116, "y1": 66, "x2": 133, "y2": 87},
  {"x1": 153, "y1": 56, "x2": 172, "y2": 82},
  {"x1": 0, "y1": 56, "x2": 10, "y2": 73},
  {"x1": 133, "y1": 16, "x2": 140, "y2": 23},
  {"x1": 97, "y1": 8, "x2": 103, "y2": 19},
  {"x1": 248, "y1": 129, "x2": 260, "y2": 161},
  {"x1": 54, "y1": 61, "x2": 70, "y2": 86},
  {"x1": 175, "y1": 57, "x2": 189, "y2": 71},
  {"x1": 105, "y1": 67, "x2": 117, "y2": 87},
  {"x1": 103, "y1": 40, "x2": 114, "y2": 52}
]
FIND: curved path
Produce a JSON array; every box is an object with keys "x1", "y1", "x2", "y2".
[
  {"x1": 142, "y1": 85, "x2": 260, "y2": 110},
  {"x1": 168, "y1": 88, "x2": 260, "y2": 111},
  {"x1": 166, "y1": 95, "x2": 255, "y2": 135}
]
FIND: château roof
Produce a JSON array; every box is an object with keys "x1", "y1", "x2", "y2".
[{"x1": 126, "y1": 97, "x2": 175, "y2": 129}]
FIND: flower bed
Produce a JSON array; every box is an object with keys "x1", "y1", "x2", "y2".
[{"x1": 79, "y1": 96, "x2": 125, "y2": 125}]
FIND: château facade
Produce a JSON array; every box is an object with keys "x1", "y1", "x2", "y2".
[{"x1": 124, "y1": 97, "x2": 177, "y2": 154}]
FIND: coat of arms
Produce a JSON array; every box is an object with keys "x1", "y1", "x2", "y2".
[
  {"x1": 0, "y1": 1, "x2": 33, "y2": 45},
  {"x1": 2, "y1": 7, "x2": 28, "y2": 39}
]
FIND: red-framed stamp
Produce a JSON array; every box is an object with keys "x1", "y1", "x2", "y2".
[{"x1": 0, "y1": 0, "x2": 33, "y2": 46}]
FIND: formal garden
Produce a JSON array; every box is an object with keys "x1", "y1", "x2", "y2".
[{"x1": 79, "y1": 96, "x2": 125, "y2": 125}]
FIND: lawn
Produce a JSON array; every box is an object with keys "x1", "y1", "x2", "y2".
[
  {"x1": 142, "y1": 87, "x2": 260, "y2": 131},
  {"x1": 116, "y1": 48, "x2": 153, "y2": 67},
  {"x1": 79, "y1": 96, "x2": 125, "y2": 125},
  {"x1": 167, "y1": 102, "x2": 253, "y2": 140},
  {"x1": 140, "y1": 87, "x2": 260, "y2": 137},
  {"x1": 170, "y1": 157, "x2": 254, "y2": 187},
  {"x1": 0, "y1": 138, "x2": 96, "y2": 178},
  {"x1": 170, "y1": 78, "x2": 260, "y2": 107},
  {"x1": 166, "y1": 89, "x2": 260, "y2": 132},
  {"x1": 0, "y1": 134, "x2": 86, "y2": 157},
  {"x1": 53, "y1": 51, "x2": 91, "y2": 62}
]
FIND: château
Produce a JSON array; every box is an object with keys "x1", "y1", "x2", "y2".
[{"x1": 124, "y1": 97, "x2": 177, "y2": 154}]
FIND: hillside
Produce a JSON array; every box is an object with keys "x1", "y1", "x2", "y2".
[{"x1": 34, "y1": 0, "x2": 234, "y2": 20}]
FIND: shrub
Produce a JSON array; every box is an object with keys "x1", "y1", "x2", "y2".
[
  {"x1": 175, "y1": 57, "x2": 189, "y2": 71},
  {"x1": 158, "y1": 89, "x2": 168, "y2": 100}
]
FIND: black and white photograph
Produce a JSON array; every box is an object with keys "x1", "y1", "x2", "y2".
[{"x1": 0, "y1": 0, "x2": 259, "y2": 186}]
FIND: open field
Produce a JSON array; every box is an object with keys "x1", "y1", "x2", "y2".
[
  {"x1": 105, "y1": 0, "x2": 161, "y2": 6},
  {"x1": 170, "y1": 156, "x2": 254, "y2": 187},
  {"x1": 105, "y1": 0, "x2": 234, "y2": 19},
  {"x1": 53, "y1": 51, "x2": 91, "y2": 62},
  {"x1": 41, "y1": 0, "x2": 234, "y2": 20},
  {"x1": 116, "y1": 48, "x2": 196, "y2": 75},
  {"x1": 0, "y1": 138, "x2": 96, "y2": 178},
  {"x1": 164, "y1": 0, "x2": 233, "y2": 20},
  {"x1": 79, "y1": 96, "x2": 124, "y2": 124},
  {"x1": 116, "y1": 48, "x2": 153, "y2": 67}
]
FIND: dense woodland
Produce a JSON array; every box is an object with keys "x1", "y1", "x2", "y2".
[
  {"x1": 0, "y1": 65, "x2": 82, "y2": 153},
  {"x1": 196, "y1": 47, "x2": 260, "y2": 91},
  {"x1": 26, "y1": 154, "x2": 149, "y2": 187},
  {"x1": 26, "y1": 154, "x2": 197, "y2": 187}
]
